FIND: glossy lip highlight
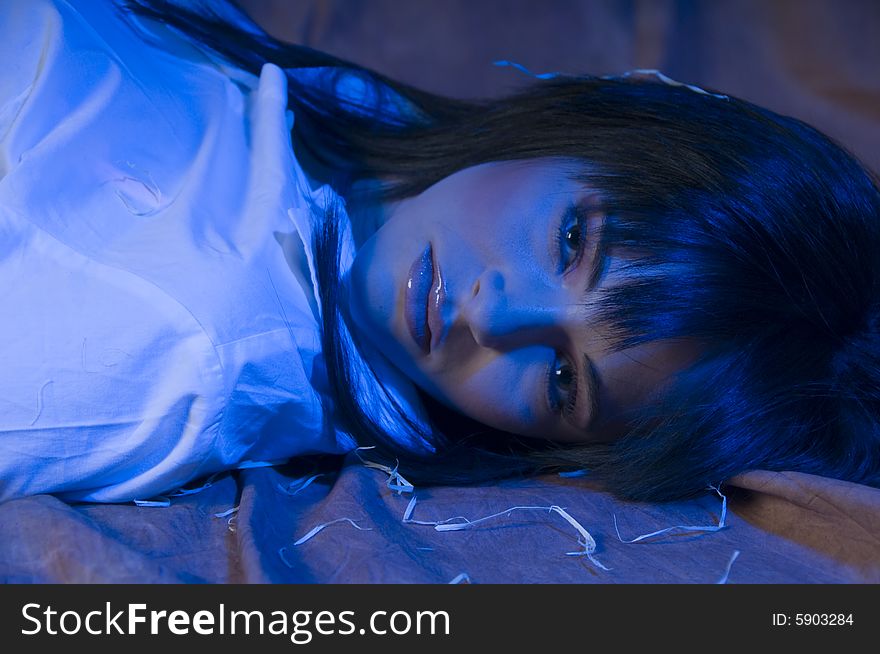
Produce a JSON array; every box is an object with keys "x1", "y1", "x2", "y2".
[
  {"x1": 426, "y1": 246, "x2": 446, "y2": 352},
  {"x1": 404, "y1": 244, "x2": 433, "y2": 353}
]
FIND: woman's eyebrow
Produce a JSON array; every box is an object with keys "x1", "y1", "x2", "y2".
[
  {"x1": 584, "y1": 213, "x2": 608, "y2": 294},
  {"x1": 578, "y1": 212, "x2": 606, "y2": 432},
  {"x1": 580, "y1": 353, "x2": 601, "y2": 432}
]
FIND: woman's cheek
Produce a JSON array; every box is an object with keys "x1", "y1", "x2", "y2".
[
  {"x1": 430, "y1": 353, "x2": 544, "y2": 435},
  {"x1": 349, "y1": 238, "x2": 396, "y2": 342}
]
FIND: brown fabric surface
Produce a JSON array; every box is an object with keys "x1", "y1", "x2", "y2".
[
  {"x1": 1, "y1": 456, "x2": 875, "y2": 583},
  {"x1": 727, "y1": 471, "x2": 880, "y2": 581}
]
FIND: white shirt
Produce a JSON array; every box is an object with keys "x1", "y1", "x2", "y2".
[{"x1": 0, "y1": 0, "x2": 373, "y2": 502}]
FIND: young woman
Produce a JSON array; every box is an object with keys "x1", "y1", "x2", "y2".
[{"x1": 1, "y1": 0, "x2": 878, "y2": 503}]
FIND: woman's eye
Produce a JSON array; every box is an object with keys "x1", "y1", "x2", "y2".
[
  {"x1": 547, "y1": 353, "x2": 578, "y2": 417},
  {"x1": 558, "y1": 206, "x2": 588, "y2": 273}
]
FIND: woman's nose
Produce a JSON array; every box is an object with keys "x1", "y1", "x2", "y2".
[{"x1": 461, "y1": 268, "x2": 565, "y2": 350}]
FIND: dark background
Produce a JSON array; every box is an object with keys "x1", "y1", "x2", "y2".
[{"x1": 238, "y1": 0, "x2": 880, "y2": 176}]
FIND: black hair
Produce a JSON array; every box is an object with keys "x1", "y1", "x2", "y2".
[{"x1": 118, "y1": 0, "x2": 880, "y2": 500}]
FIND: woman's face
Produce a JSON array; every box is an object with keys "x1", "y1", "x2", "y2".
[{"x1": 347, "y1": 159, "x2": 697, "y2": 443}]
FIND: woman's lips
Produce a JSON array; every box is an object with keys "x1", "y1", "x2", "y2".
[
  {"x1": 427, "y1": 249, "x2": 446, "y2": 352},
  {"x1": 405, "y1": 244, "x2": 433, "y2": 353}
]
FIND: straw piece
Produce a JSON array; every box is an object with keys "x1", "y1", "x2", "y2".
[
  {"x1": 448, "y1": 573, "x2": 471, "y2": 584},
  {"x1": 613, "y1": 484, "x2": 729, "y2": 543},
  {"x1": 277, "y1": 473, "x2": 325, "y2": 496},
  {"x1": 601, "y1": 69, "x2": 730, "y2": 100},
  {"x1": 404, "y1": 497, "x2": 609, "y2": 571},
  {"x1": 716, "y1": 550, "x2": 741, "y2": 584},
  {"x1": 133, "y1": 497, "x2": 170, "y2": 508},
  {"x1": 168, "y1": 472, "x2": 223, "y2": 497},
  {"x1": 278, "y1": 547, "x2": 296, "y2": 569},
  {"x1": 558, "y1": 469, "x2": 589, "y2": 478},
  {"x1": 492, "y1": 60, "x2": 562, "y2": 80},
  {"x1": 236, "y1": 459, "x2": 282, "y2": 469},
  {"x1": 403, "y1": 495, "x2": 417, "y2": 522},
  {"x1": 353, "y1": 448, "x2": 414, "y2": 494},
  {"x1": 492, "y1": 61, "x2": 729, "y2": 101},
  {"x1": 402, "y1": 496, "x2": 467, "y2": 526},
  {"x1": 293, "y1": 518, "x2": 372, "y2": 546},
  {"x1": 213, "y1": 507, "x2": 238, "y2": 532}
]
